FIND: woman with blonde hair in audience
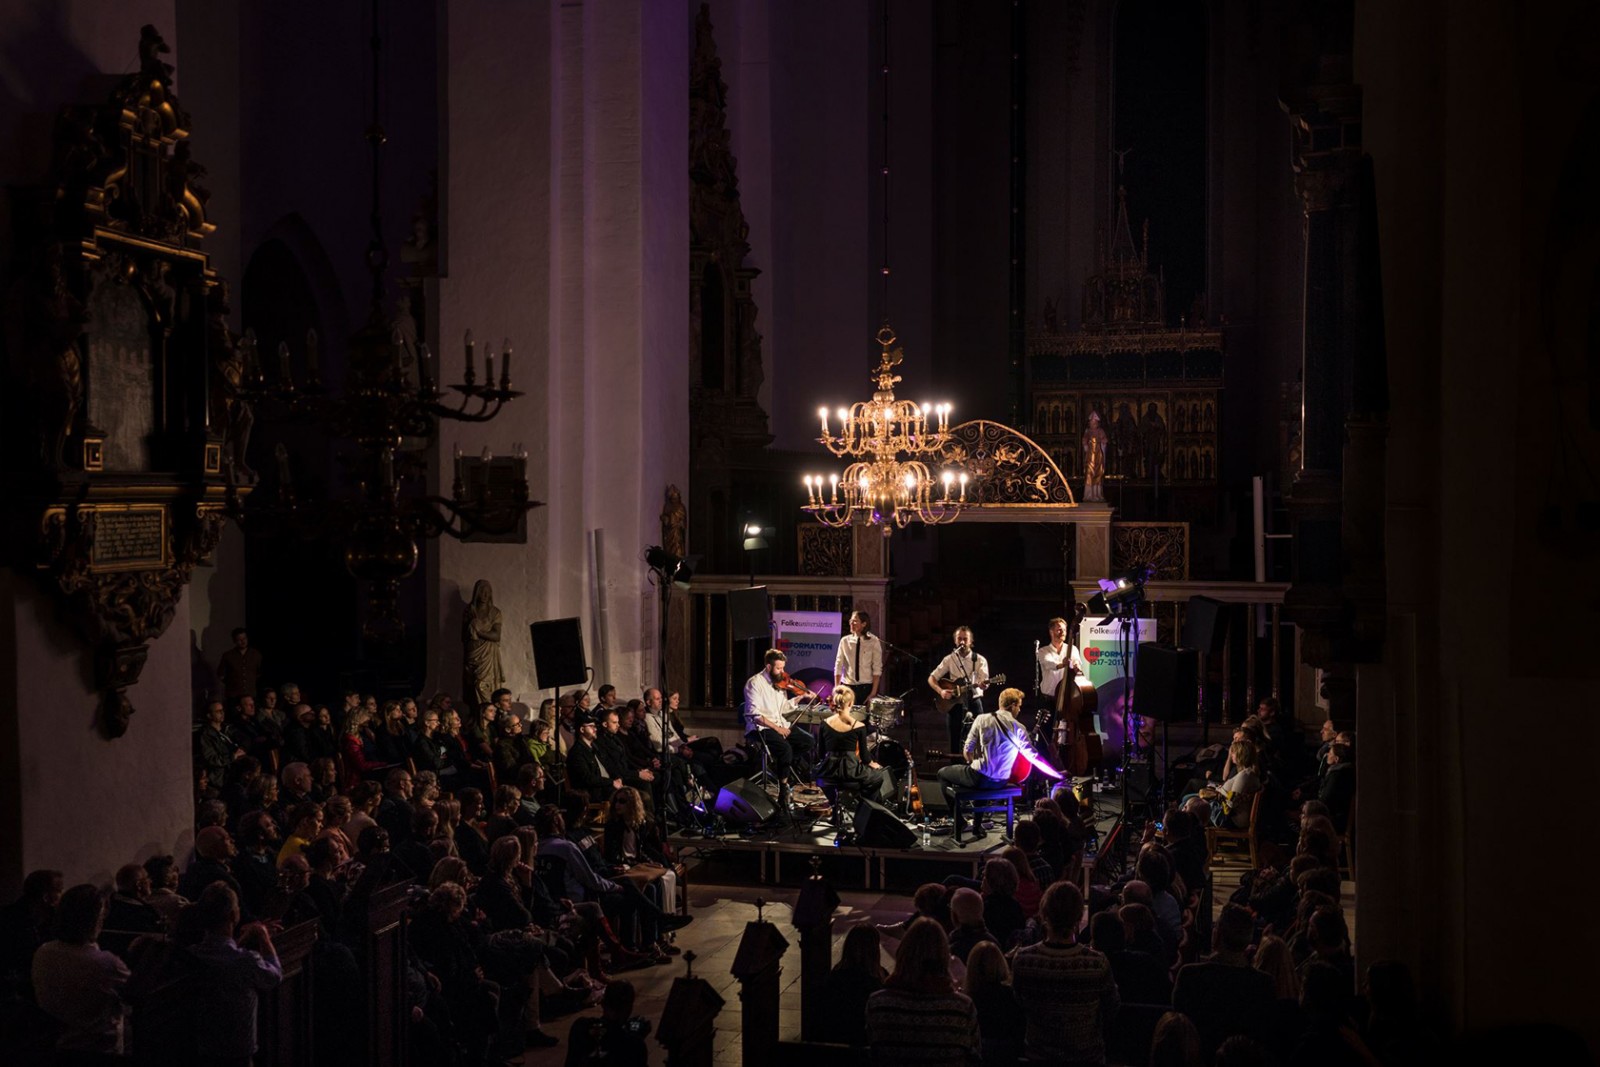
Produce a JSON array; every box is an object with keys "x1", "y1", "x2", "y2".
[
  {"x1": 1000, "y1": 845, "x2": 1041, "y2": 917},
  {"x1": 429, "y1": 855, "x2": 473, "y2": 892},
  {"x1": 339, "y1": 707, "x2": 390, "y2": 788},
  {"x1": 963, "y1": 940, "x2": 1025, "y2": 1065},
  {"x1": 1253, "y1": 933, "x2": 1300, "y2": 1000},
  {"x1": 865, "y1": 917, "x2": 979, "y2": 1065}
]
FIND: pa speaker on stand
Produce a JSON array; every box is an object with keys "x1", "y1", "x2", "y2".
[{"x1": 1134, "y1": 643, "x2": 1199, "y2": 813}]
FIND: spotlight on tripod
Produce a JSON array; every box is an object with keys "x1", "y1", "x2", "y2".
[
  {"x1": 645, "y1": 545, "x2": 695, "y2": 588},
  {"x1": 1096, "y1": 564, "x2": 1154, "y2": 625}
]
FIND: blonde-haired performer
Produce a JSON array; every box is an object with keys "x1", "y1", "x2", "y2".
[
  {"x1": 816, "y1": 685, "x2": 897, "y2": 804},
  {"x1": 935, "y1": 688, "x2": 1061, "y2": 834}
]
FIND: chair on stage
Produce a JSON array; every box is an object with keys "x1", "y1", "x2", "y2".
[
  {"x1": 949, "y1": 783, "x2": 1024, "y2": 844},
  {"x1": 813, "y1": 775, "x2": 866, "y2": 844}
]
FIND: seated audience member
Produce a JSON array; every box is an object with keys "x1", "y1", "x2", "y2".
[
  {"x1": 408, "y1": 881, "x2": 504, "y2": 1064},
  {"x1": 1172, "y1": 903, "x2": 1276, "y2": 1054},
  {"x1": 1029, "y1": 800, "x2": 1077, "y2": 881},
  {"x1": 533, "y1": 806, "x2": 688, "y2": 954},
  {"x1": 309, "y1": 754, "x2": 340, "y2": 801},
  {"x1": 565, "y1": 979, "x2": 651, "y2": 1066},
  {"x1": 232, "y1": 694, "x2": 282, "y2": 766},
  {"x1": 374, "y1": 700, "x2": 412, "y2": 765},
  {"x1": 1214, "y1": 1035, "x2": 1270, "y2": 1067},
  {"x1": 317, "y1": 794, "x2": 356, "y2": 858},
  {"x1": 179, "y1": 826, "x2": 243, "y2": 902},
  {"x1": 142, "y1": 855, "x2": 188, "y2": 931},
  {"x1": 1319, "y1": 742, "x2": 1355, "y2": 832},
  {"x1": 1010, "y1": 819, "x2": 1056, "y2": 887},
  {"x1": 196, "y1": 700, "x2": 244, "y2": 780},
  {"x1": 303, "y1": 837, "x2": 350, "y2": 941},
  {"x1": 947, "y1": 887, "x2": 998, "y2": 964},
  {"x1": 280, "y1": 703, "x2": 319, "y2": 765},
  {"x1": 340, "y1": 708, "x2": 393, "y2": 787},
  {"x1": 827, "y1": 924, "x2": 887, "y2": 1047},
  {"x1": 1000, "y1": 846, "x2": 1043, "y2": 917},
  {"x1": 412, "y1": 706, "x2": 452, "y2": 779},
  {"x1": 876, "y1": 882, "x2": 952, "y2": 938},
  {"x1": 376, "y1": 768, "x2": 417, "y2": 843},
  {"x1": 517, "y1": 764, "x2": 551, "y2": 819},
  {"x1": 105, "y1": 863, "x2": 163, "y2": 937},
  {"x1": 1291, "y1": 962, "x2": 1374, "y2": 1067},
  {"x1": 1149, "y1": 1010, "x2": 1204, "y2": 1067},
  {"x1": 1159, "y1": 809, "x2": 1208, "y2": 896},
  {"x1": 865, "y1": 917, "x2": 979, "y2": 1065},
  {"x1": 602, "y1": 787, "x2": 678, "y2": 915},
  {"x1": 344, "y1": 781, "x2": 382, "y2": 846},
  {"x1": 454, "y1": 787, "x2": 492, "y2": 876},
  {"x1": 394, "y1": 808, "x2": 443, "y2": 879},
  {"x1": 486, "y1": 785, "x2": 525, "y2": 844},
  {"x1": 1118, "y1": 901, "x2": 1166, "y2": 961},
  {"x1": 977, "y1": 855, "x2": 1026, "y2": 951},
  {"x1": 1253, "y1": 934, "x2": 1300, "y2": 1002},
  {"x1": 1299, "y1": 905, "x2": 1356, "y2": 993},
  {"x1": 1088, "y1": 911, "x2": 1170, "y2": 1005},
  {"x1": 1212, "y1": 740, "x2": 1262, "y2": 827},
  {"x1": 232, "y1": 811, "x2": 283, "y2": 919},
  {"x1": 31, "y1": 883, "x2": 128, "y2": 1056},
  {"x1": 1, "y1": 869, "x2": 64, "y2": 995},
  {"x1": 277, "y1": 761, "x2": 315, "y2": 817},
  {"x1": 1135, "y1": 847, "x2": 1184, "y2": 964},
  {"x1": 493, "y1": 712, "x2": 536, "y2": 782},
  {"x1": 963, "y1": 940, "x2": 1025, "y2": 1065},
  {"x1": 187, "y1": 883, "x2": 283, "y2": 1066},
  {"x1": 276, "y1": 802, "x2": 324, "y2": 867},
  {"x1": 1285, "y1": 891, "x2": 1338, "y2": 967},
  {"x1": 1010, "y1": 881, "x2": 1118, "y2": 1065}
]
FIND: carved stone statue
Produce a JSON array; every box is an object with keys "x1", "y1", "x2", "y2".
[
  {"x1": 207, "y1": 282, "x2": 255, "y2": 482},
  {"x1": 1109, "y1": 402, "x2": 1137, "y2": 479},
  {"x1": 1081, "y1": 410, "x2": 1107, "y2": 502},
  {"x1": 1141, "y1": 401, "x2": 1168, "y2": 482},
  {"x1": 463, "y1": 579, "x2": 505, "y2": 711},
  {"x1": 661, "y1": 484, "x2": 687, "y2": 560}
]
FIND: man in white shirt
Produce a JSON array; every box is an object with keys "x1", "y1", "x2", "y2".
[
  {"x1": 1035, "y1": 615, "x2": 1088, "y2": 751},
  {"x1": 929, "y1": 625, "x2": 991, "y2": 755},
  {"x1": 834, "y1": 610, "x2": 884, "y2": 705},
  {"x1": 936, "y1": 689, "x2": 1061, "y2": 830},
  {"x1": 744, "y1": 649, "x2": 816, "y2": 806}
]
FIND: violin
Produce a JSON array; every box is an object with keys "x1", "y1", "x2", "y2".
[{"x1": 773, "y1": 670, "x2": 813, "y2": 700}]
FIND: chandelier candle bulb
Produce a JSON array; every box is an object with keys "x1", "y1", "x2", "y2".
[
  {"x1": 463, "y1": 329, "x2": 475, "y2": 385},
  {"x1": 500, "y1": 340, "x2": 512, "y2": 388},
  {"x1": 818, "y1": 407, "x2": 829, "y2": 435},
  {"x1": 484, "y1": 350, "x2": 494, "y2": 386},
  {"x1": 278, "y1": 341, "x2": 293, "y2": 388}
]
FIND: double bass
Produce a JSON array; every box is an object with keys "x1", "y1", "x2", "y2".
[{"x1": 1051, "y1": 604, "x2": 1101, "y2": 777}]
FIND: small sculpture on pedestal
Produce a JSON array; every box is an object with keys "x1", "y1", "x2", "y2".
[
  {"x1": 661, "y1": 484, "x2": 687, "y2": 560},
  {"x1": 463, "y1": 579, "x2": 504, "y2": 710},
  {"x1": 1081, "y1": 410, "x2": 1107, "y2": 502}
]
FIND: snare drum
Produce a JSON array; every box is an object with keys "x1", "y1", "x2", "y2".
[{"x1": 867, "y1": 696, "x2": 904, "y2": 728}]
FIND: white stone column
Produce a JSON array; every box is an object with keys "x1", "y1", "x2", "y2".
[{"x1": 433, "y1": 0, "x2": 688, "y2": 704}]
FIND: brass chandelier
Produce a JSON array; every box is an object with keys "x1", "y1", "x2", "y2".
[
  {"x1": 802, "y1": 324, "x2": 966, "y2": 531},
  {"x1": 800, "y1": 2, "x2": 964, "y2": 534}
]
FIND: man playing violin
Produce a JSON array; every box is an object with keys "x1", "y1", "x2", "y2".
[
  {"x1": 744, "y1": 649, "x2": 818, "y2": 809},
  {"x1": 929, "y1": 626, "x2": 991, "y2": 755}
]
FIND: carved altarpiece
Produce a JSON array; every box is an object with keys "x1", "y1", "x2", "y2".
[{"x1": 1, "y1": 27, "x2": 245, "y2": 736}]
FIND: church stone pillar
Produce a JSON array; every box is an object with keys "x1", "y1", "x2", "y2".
[{"x1": 433, "y1": 0, "x2": 688, "y2": 702}]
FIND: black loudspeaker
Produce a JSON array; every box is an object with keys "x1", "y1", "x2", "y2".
[
  {"x1": 854, "y1": 797, "x2": 917, "y2": 848},
  {"x1": 529, "y1": 618, "x2": 588, "y2": 690},
  {"x1": 1134, "y1": 643, "x2": 1199, "y2": 723},
  {"x1": 727, "y1": 586, "x2": 772, "y2": 642},
  {"x1": 1124, "y1": 758, "x2": 1158, "y2": 808},
  {"x1": 713, "y1": 779, "x2": 777, "y2": 825},
  {"x1": 1182, "y1": 595, "x2": 1228, "y2": 657}
]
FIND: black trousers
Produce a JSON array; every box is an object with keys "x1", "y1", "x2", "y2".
[
  {"x1": 757, "y1": 726, "x2": 815, "y2": 781},
  {"x1": 936, "y1": 763, "x2": 1005, "y2": 808},
  {"x1": 946, "y1": 696, "x2": 985, "y2": 755}
]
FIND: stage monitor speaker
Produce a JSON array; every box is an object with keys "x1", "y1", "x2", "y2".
[
  {"x1": 1182, "y1": 595, "x2": 1228, "y2": 657},
  {"x1": 854, "y1": 797, "x2": 917, "y2": 848},
  {"x1": 713, "y1": 779, "x2": 777, "y2": 825},
  {"x1": 727, "y1": 586, "x2": 772, "y2": 642},
  {"x1": 1134, "y1": 643, "x2": 1199, "y2": 724},
  {"x1": 1124, "y1": 758, "x2": 1158, "y2": 808},
  {"x1": 529, "y1": 618, "x2": 588, "y2": 690}
]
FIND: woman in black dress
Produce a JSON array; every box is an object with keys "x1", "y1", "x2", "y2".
[{"x1": 817, "y1": 688, "x2": 897, "y2": 804}]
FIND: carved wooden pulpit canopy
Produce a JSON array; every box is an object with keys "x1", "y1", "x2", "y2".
[{"x1": 1, "y1": 26, "x2": 246, "y2": 736}]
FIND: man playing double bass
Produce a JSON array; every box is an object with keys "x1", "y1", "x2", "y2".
[{"x1": 1036, "y1": 616, "x2": 1092, "y2": 774}]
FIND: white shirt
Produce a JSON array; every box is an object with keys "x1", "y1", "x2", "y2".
[
  {"x1": 1036, "y1": 641, "x2": 1086, "y2": 697},
  {"x1": 32, "y1": 940, "x2": 129, "y2": 1053},
  {"x1": 743, "y1": 670, "x2": 798, "y2": 732},
  {"x1": 962, "y1": 711, "x2": 1058, "y2": 783},
  {"x1": 931, "y1": 648, "x2": 990, "y2": 694},
  {"x1": 834, "y1": 632, "x2": 884, "y2": 686}
]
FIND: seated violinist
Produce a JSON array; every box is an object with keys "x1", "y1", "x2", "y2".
[{"x1": 743, "y1": 650, "x2": 818, "y2": 808}]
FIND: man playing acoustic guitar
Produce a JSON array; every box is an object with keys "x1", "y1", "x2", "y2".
[{"x1": 928, "y1": 625, "x2": 992, "y2": 755}]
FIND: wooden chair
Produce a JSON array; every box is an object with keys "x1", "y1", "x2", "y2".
[
  {"x1": 1338, "y1": 791, "x2": 1357, "y2": 882},
  {"x1": 1205, "y1": 790, "x2": 1262, "y2": 868}
]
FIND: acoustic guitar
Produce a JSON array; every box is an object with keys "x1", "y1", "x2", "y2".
[{"x1": 933, "y1": 673, "x2": 1005, "y2": 715}]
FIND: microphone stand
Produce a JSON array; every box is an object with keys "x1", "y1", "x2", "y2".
[{"x1": 877, "y1": 637, "x2": 923, "y2": 746}]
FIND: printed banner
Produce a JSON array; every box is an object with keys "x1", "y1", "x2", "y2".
[
  {"x1": 773, "y1": 610, "x2": 842, "y2": 698},
  {"x1": 1077, "y1": 617, "x2": 1159, "y2": 762}
]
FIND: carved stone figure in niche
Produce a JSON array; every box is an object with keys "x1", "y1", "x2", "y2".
[
  {"x1": 463, "y1": 580, "x2": 505, "y2": 711},
  {"x1": 1141, "y1": 402, "x2": 1167, "y2": 482},
  {"x1": 1203, "y1": 402, "x2": 1215, "y2": 433},
  {"x1": 401, "y1": 211, "x2": 437, "y2": 276},
  {"x1": 1109, "y1": 402, "x2": 1137, "y2": 479},
  {"x1": 1081, "y1": 410, "x2": 1107, "y2": 502},
  {"x1": 1190, "y1": 402, "x2": 1200, "y2": 432},
  {"x1": 207, "y1": 282, "x2": 256, "y2": 482},
  {"x1": 1174, "y1": 403, "x2": 1187, "y2": 434},
  {"x1": 661, "y1": 484, "x2": 688, "y2": 560},
  {"x1": 1042, "y1": 297, "x2": 1059, "y2": 333}
]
